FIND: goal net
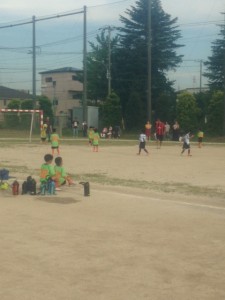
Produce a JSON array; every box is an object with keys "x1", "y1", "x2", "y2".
[{"x1": 0, "y1": 109, "x2": 43, "y2": 141}]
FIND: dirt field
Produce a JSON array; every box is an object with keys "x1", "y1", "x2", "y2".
[{"x1": 0, "y1": 140, "x2": 225, "y2": 300}]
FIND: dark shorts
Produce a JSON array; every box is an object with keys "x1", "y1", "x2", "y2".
[
  {"x1": 183, "y1": 142, "x2": 190, "y2": 149},
  {"x1": 156, "y1": 134, "x2": 163, "y2": 142},
  {"x1": 198, "y1": 137, "x2": 203, "y2": 143},
  {"x1": 51, "y1": 146, "x2": 59, "y2": 149},
  {"x1": 41, "y1": 137, "x2": 46, "y2": 142},
  {"x1": 139, "y1": 141, "x2": 146, "y2": 149}
]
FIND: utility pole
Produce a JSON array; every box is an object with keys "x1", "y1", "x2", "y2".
[
  {"x1": 0, "y1": 9, "x2": 85, "y2": 119},
  {"x1": 222, "y1": 12, "x2": 225, "y2": 135},
  {"x1": 147, "y1": 0, "x2": 152, "y2": 122},
  {"x1": 32, "y1": 16, "x2": 36, "y2": 109},
  {"x1": 102, "y1": 26, "x2": 114, "y2": 96},
  {"x1": 107, "y1": 26, "x2": 112, "y2": 96},
  {"x1": 83, "y1": 5, "x2": 87, "y2": 122},
  {"x1": 199, "y1": 59, "x2": 202, "y2": 93}
]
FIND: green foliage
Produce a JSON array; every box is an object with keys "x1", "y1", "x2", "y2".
[
  {"x1": 4, "y1": 97, "x2": 53, "y2": 129},
  {"x1": 207, "y1": 91, "x2": 224, "y2": 135},
  {"x1": 154, "y1": 92, "x2": 177, "y2": 123},
  {"x1": 20, "y1": 100, "x2": 34, "y2": 128},
  {"x1": 176, "y1": 92, "x2": 199, "y2": 133},
  {"x1": 87, "y1": 30, "x2": 119, "y2": 101},
  {"x1": 195, "y1": 92, "x2": 211, "y2": 129},
  {"x1": 204, "y1": 24, "x2": 225, "y2": 91},
  {"x1": 5, "y1": 100, "x2": 20, "y2": 128},
  {"x1": 99, "y1": 92, "x2": 122, "y2": 127},
  {"x1": 114, "y1": 0, "x2": 183, "y2": 124},
  {"x1": 7, "y1": 100, "x2": 20, "y2": 109},
  {"x1": 124, "y1": 91, "x2": 144, "y2": 130},
  {"x1": 37, "y1": 96, "x2": 54, "y2": 123},
  {"x1": 86, "y1": 0, "x2": 183, "y2": 129}
]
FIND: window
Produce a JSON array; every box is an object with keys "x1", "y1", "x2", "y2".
[
  {"x1": 45, "y1": 77, "x2": 52, "y2": 83},
  {"x1": 72, "y1": 75, "x2": 78, "y2": 81},
  {"x1": 72, "y1": 92, "x2": 82, "y2": 99}
]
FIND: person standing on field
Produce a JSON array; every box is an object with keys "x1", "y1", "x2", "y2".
[
  {"x1": 145, "y1": 121, "x2": 152, "y2": 141},
  {"x1": 137, "y1": 129, "x2": 149, "y2": 155},
  {"x1": 181, "y1": 131, "x2": 194, "y2": 157},
  {"x1": 165, "y1": 122, "x2": 171, "y2": 140},
  {"x1": 92, "y1": 128, "x2": 100, "y2": 152},
  {"x1": 45, "y1": 117, "x2": 52, "y2": 142},
  {"x1": 72, "y1": 119, "x2": 79, "y2": 138},
  {"x1": 50, "y1": 128, "x2": 60, "y2": 156},
  {"x1": 155, "y1": 119, "x2": 165, "y2": 149},
  {"x1": 82, "y1": 121, "x2": 88, "y2": 137},
  {"x1": 197, "y1": 129, "x2": 204, "y2": 148},
  {"x1": 172, "y1": 120, "x2": 180, "y2": 141}
]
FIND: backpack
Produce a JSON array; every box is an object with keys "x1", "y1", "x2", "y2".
[
  {"x1": 22, "y1": 176, "x2": 36, "y2": 195},
  {"x1": 0, "y1": 169, "x2": 9, "y2": 182}
]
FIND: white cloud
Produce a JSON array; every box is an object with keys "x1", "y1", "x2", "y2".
[
  {"x1": 162, "y1": 0, "x2": 225, "y2": 22},
  {"x1": 0, "y1": 0, "x2": 223, "y2": 90},
  {"x1": 0, "y1": 0, "x2": 136, "y2": 22}
]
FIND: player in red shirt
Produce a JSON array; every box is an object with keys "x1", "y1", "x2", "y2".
[{"x1": 155, "y1": 119, "x2": 165, "y2": 148}]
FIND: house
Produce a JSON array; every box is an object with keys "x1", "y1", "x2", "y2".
[
  {"x1": 0, "y1": 86, "x2": 31, "y2": 109},
  {"x1": 39, "y1": 67, "x2": 83, "y2": 118},
  {"x1": 177, "y1": 87, "x2": 208, "y2": 95}
]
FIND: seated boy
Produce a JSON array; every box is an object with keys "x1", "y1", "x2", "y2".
[
  {"x1": 54, "y1": 156, "x2": 75, "y2": 186},
  {"x1": 40, "y1": 154, "x2": 61, "y2": 194}
]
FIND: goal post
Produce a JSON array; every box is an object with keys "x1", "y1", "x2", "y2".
[{"x1": 0, "y1": 109, "x2": 43, "y2": 142}]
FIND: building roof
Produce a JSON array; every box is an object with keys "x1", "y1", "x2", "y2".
[
  {"x1": 0, "y1": 86, "x2": 31, "y2": 100},
  {"x1": 39, "y1": 67, "x2": 82, "y2": 75},
  {"x1": 177, "y1": 87, "x2": 208, "y2": 94}
]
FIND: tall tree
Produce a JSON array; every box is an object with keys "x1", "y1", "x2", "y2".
[
  {"x1": 99, "y1": 92, "x2": 122, "y2": 127},
  {"x1": 204, "y1": 22, "x2": 225, "y2": 91},
  {"x1": 114, "y1": 0, "x2": 183, "y2": 124},
  {"x1": 87, "y1": 30, "x2": 119, "y2": 102}
]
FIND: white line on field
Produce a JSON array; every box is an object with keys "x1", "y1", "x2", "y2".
[{"x1": 94, "y1": 188, "x2": 225, "y2": 211}]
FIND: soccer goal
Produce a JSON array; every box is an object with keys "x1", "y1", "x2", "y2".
[{"x1": 0, "y1": 109, "x2": 43, "y2": 142}]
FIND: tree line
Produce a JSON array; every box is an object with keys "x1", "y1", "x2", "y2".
[
  {"x1": 86, "y1": 0, "x2": 225, "y2": 135},
  {"x1": 2, "y1": 0, "x2": 225, "y2": 136}
]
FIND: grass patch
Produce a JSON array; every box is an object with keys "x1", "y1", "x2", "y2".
[
  {"x1": 1, "y1": 163, "x2": 224, "y2": 199},
  {"x1": 77, "y1": 173, "x2": 225, "y2": 199}
]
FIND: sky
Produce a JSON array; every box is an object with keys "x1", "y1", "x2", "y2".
[{"x1": 0, "y1": 0, "x2": 224, "y2": 94}]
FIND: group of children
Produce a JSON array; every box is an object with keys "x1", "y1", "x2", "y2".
[
  {"x1": 41, "y1": 124, "x2": 101, "y2": 153},
  {"x1": 137, "y1": 128, "x2": 204, "y2": 157},
  {"x1": 40, "y1": 153, "x2": 75, "y2": 193},
  {"x1": 38, "y1": 123, "x2": 101, "y2": 194}
]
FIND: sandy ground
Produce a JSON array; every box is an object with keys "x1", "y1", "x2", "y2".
[{"x1": 0, "y1": 140, "x2": 225, "y2": 300}]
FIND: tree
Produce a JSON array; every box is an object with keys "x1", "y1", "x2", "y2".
[
  {"x1": 114, "y1": 0, "x2": 183, "y2": 124},
  {"x1": 194, "y1": 91, "x2": 211, "y2": 129},
  {"x1": 207, "y1": 91, "x2": 224, "y2": 135},
  {"x1": 204, "y1": 22, "x2": 225, "y2": 91},
  {"x1": 99, "y1": 92, "x2": 122, "y2": 128},
  {"x1": 5, "y1": 100, "x2": 20, "y2": 128},
  {"x1": 19, "y1": 99, "x2": 34, "y2": 128},
  {"x1": 87, "y1": 30, "x2": 119, "y2": 102},
  {"x1": 176, "y1": 92, "x2": 199, "y2": 133},
  {"x1": 37, "y1": 96, "x2": 54, "y2": 122},
  {"x1": 124, "y1": 91, "x2": 144, "y2": 130},
  {"x1": 86, "y1": 0, "x2": 183, "y2": 129},
  {"x1": 154, "y1": 92, "x2": 177, "y2": 123}
]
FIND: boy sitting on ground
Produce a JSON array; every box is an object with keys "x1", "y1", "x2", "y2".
[
  {"x1": 40, "y1": 153, "x2": 61, "y2": 193},
  {"x1": 54, "y1": 156, "x2": 75, "y2": 186}
]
